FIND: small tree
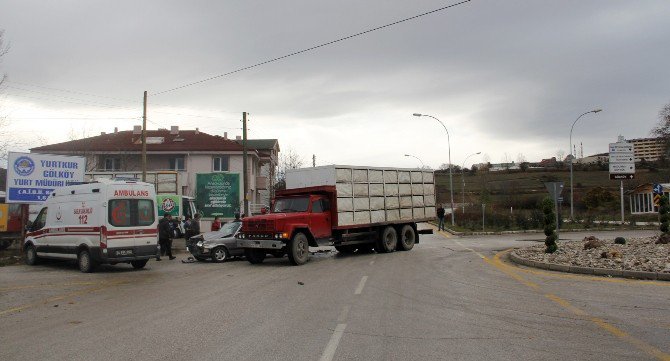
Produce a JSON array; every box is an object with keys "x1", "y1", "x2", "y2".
[
  {"x1": 659, "y1": 195, "x2": 669, "y2": 234},
  {"x1": 542, "y1": 197, "x2": 558, "y2": 253}
]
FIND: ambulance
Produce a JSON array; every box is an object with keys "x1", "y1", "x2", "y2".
[{"x1": 24, "y1": 179, "x2": 159, "y2": 272}]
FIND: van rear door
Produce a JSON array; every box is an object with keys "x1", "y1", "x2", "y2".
[{"x1": 107, "y1": 199, "x2": 138, "y2": 258}]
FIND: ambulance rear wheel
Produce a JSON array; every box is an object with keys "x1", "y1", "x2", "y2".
[
  {"x1": 78, "y1": 249, "x2": 97, "y2": 273},
  {"x1": 131, "y1": 259, "x2": 148, "y2": 269}
]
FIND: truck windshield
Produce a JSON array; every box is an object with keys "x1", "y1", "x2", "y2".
[{"x1": 273, "y1": 197, "x2": 309, "y2": 213}]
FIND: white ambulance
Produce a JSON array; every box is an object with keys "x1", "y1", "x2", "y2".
[{"x1": 24, "y1": 179, "x2": 159, "y2": 272}]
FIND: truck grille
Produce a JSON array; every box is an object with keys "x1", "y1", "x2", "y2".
[{"x1": 244, "y1": 219, "x2": 274, "y2": 232}]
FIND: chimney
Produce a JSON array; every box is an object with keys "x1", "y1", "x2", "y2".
[
  {"x1": 133, "y1": 125, "x2": 142, "y2": 134},
  {"x1": 114, "y1": 127, "x2": 118, "y2": 133},
  {"x1": 224, "y1": 132, "x2": 228, "y2": 139},
  {"x1": 195, "y1": 127, "x2": 199, "y2": 135},
  {"x1": 170, "y1": 126, "x2": 179, "y2": 135}
]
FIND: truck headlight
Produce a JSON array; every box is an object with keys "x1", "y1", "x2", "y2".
[{"x1": 196, "y1": 241, "x2": 203, "y2": 247}]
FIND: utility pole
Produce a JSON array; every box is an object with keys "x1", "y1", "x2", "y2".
[
  {"x1": 242, "y1": 112, "x2": 249, "y2": 216},
  {"x1": 141, "y1": 91, "x2": 147, "y2": 182},
  {"x1": 312, "y1": 154, "x2": 316, "y2": 167}
]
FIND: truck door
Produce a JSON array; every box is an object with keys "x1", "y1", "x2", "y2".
[{"x1": 310, "y1": 197, "x2": 331, "y2": 239}]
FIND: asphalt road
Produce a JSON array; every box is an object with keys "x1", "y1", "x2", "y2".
[{"x1": 1, "y1": 228, "x2": 669, "y2": 361}]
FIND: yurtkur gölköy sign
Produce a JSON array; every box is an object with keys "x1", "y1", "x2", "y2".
[
  {"x1": 6, "y1": 152, "x2": 86, "y2": 203},
  {"x1": 195, "y1": 173, "x2": 240, "y2": 218}
]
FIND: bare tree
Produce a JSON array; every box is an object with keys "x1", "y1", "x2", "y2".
[
  {"x1": 652, "y1": 101, "x2": 670, "y2": 153},
  {"x1": 556, "y1": 150, "x2": 566, "y2": 162},
  {"x1": 275, "y1": 148, "x2": 304, "y2": 190},
  {"x1": 516, "y1": 153, "x2": 527, "y2": 164}
]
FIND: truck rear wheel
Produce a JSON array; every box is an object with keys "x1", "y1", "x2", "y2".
[
  {"x1": 376, "y1": 226, "x2": 397, "y2": 253},
  {"x1": 288, "y1": 232, "x2": 309, "y2": 265},
  {"x1": 397, "y1": 225, "x2": 416, "y2": 251},
  {"x1": 245, "y1": 249, "x2": 266, "y2": 264}
]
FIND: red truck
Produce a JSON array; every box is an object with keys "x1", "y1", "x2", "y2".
[{"x1": 236, "y1": 165, "x2": 436, "y2": 265}]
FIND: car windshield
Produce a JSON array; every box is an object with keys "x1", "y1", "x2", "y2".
[
  {"x1": 218, "y1": 221, "x2": 241, "y2": 237},
  {"x1": 273, "y1": 197, "x2": 309, "y2": 213}
]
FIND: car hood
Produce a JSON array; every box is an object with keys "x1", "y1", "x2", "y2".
[{"x1": 199, "y1": 231, "x2": 236, "y2": 242}]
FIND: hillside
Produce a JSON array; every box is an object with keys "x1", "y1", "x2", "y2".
[{"x1": 435, "y1": 168, "x2": 670, "y2": 212}]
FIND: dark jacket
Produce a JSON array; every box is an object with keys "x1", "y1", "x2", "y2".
[
  {"x1": 159, "y1": 217, "x2": 173, "y2": 240},
  {"x1": 437, "y1": 207, "x2": 446, "y2": 218}
]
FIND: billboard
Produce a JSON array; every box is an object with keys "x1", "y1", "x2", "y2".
[
  {"x1": 195, "y1": 173, "x2": 240, "y2": 218},
  {"x1": 6, "y1": 152, "x2": 86, "y2": 203},
  {"x1": 157, "y1": 195, "x2": 181, "y2": 217}
]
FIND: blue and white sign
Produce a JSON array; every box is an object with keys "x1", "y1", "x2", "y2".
[
  {"x1": 653, "y1": 183, "x2": 663, "y2": 195},
  {"x1": 6, "y1": 152, "x2": 86, "y2": 203}
]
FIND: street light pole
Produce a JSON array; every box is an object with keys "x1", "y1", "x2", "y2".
[
  {"x1": 404, "y1": 154, "x2": 425, "y2": 169},
  {"x1": 569, "y1": 108, "x2": 602, "y2": 220},
  {"x1": 461, "y1": 152, "x2": 481, "y2": 213},
  {"x1": 413, "y1": 113, "x2": 455, "y2": 226}
]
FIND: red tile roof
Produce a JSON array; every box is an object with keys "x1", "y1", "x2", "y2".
[{"x1": 31, "y1": 130, "x2": 248, "y2": 152}]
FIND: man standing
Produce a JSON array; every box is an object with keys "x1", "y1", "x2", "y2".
[
  {"x1": 158, "y1": 214, "x2": 175, "y2": 260},
  {"x1": 191, "y1": 213, "x2": 202, "y2": 237},
  {"x1": 436, "y1": 204, "x2": 446, "y2": 231}
]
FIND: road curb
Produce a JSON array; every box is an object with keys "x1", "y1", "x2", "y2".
[{"x1": 508, "y1": 251, "x2": 669, "y2": 281}]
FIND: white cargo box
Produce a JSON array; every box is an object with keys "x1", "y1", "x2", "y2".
[{"x1": 286, "y1": 165, "x2": 436, "y2": 228}]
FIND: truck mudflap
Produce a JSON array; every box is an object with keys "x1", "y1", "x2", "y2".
[
  {"x1": 417, "y1": 229, "x2": 433, "y2": 235},
  {"x1": 237, "y1": 239, "x2": 285, "y2": 250}
]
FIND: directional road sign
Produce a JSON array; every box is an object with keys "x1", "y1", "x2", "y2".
[{"x1": 609, "y1": 174, "x2": 634, "y2": 180}]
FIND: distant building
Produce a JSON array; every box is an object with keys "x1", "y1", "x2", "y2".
[
  {"x1": 30, "y1": 126, "x2": 279, "y2": 218},
  {"x1": 489, "y1": 162, "x2": 520, "y2": 172},
  {"x1": 575, "y1": 153, "x2": 608, "y2": 165},
  {"x1": 536, "y1": 157, "x2": 559, "y2": 168},
  {"x1": 629, "y1": 137, "x2": 666, "y2": 162}
]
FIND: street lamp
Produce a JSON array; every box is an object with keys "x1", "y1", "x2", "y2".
[
  {"x1": 413, "y1": 113, "x2": 455, "y2": 226},
  {"x1": 461, "y1": 152, "x2": 481, "y2": 213},
  {"x1": 569, "y1": 108, "x2": 602, "y2": 220},
  {"x1": 404, "y1": 154, "x2": 425, "y2": 169}
]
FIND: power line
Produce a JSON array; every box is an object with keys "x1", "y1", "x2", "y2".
[
  {"x1": 152, "y1": 0, "x2": 472, "y2": 96},
  {"x1": 6, "y1": 79, "x2": 240, "y2": 115}
]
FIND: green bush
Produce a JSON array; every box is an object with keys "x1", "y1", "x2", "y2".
[
  {"x1": 542, "y1": 197, "x2": 558, "y2": 253},
  {"x1": 660, "y1": 195, "x2": 670, "y2": 235}
]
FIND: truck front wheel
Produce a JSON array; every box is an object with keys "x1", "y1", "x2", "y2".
[
  {"x1": 376, "y1": 226, "x2": 397, "y2": 253},
  {"x1": 245, "y1": 249, "x2": 266, "y2": 264},
  {"x1": 397, "y1": 225, "x2": 416, "y2": 251},
  {"x1": 288, "y1": 233, "x2": 310, "y2": 265}
]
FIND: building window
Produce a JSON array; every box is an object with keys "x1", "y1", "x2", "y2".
[
  {"x1": 213, "y1": 156, "x2": 229, "y2": 172},
  {"x1": 104, "y1": 157, "x2": 121, "y2": 171},
  {"x1": 169, "y1": 157, "x2": 185, "y2": 171}
]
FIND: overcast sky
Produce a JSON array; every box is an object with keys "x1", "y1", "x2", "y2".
[{"x1": 1, "y1": 0, "x2": 669, "y2": 169}]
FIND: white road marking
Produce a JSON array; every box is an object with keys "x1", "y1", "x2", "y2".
[
  {"x1": 337, "y1": 305, "x2": 351, "y2": 323},
  {"x1": 452, "y1": 239, "x2": 486, "y2": 259},
  {"x1": 319, "y1": 323, "x2": 347, "y2": 361},
  {"x1": 354, "y1": 276, "x2": 368, "y2": 295}
]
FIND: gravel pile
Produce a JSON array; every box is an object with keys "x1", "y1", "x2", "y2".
[{"x1": 513, "y1": 236, "x2": 670, "y2": 273}]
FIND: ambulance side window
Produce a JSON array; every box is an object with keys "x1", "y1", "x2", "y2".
[
  {"x1": 32, "y1": 207, "x2": 48, "y2": 230},
  {"x1": 137, "y1": 200, "x2": 155, "y2": 226},
  {"x1": 109, "y1": 200, "x2": 131, "y2": 227},
  {"x1": 109, "y1": 199, "x2": 155, "y2": 227}
]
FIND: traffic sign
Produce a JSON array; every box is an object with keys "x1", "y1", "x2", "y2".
[
  {"x1": 653, "y1": 183, "x2": 663, "y2": 195},
  {"x1": 654, "y1": 194, "x2": 661, "y2": 206},
  {"x1": 609, "y1": 163, "x2": 635, "y2": 173},
  {"x1": 609, "y1": 144, "x2": 633, "y2": 152},
  {"x1": 609, "y1": 174, "x2": 634, "y2": 180},
  {"x1": 609, "y1": 154, "x2": 634, "y2": 162}
]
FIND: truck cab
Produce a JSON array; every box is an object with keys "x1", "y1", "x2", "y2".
[{"x1": 237, "y1": 187, "x2": 336, "y2": 265}]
